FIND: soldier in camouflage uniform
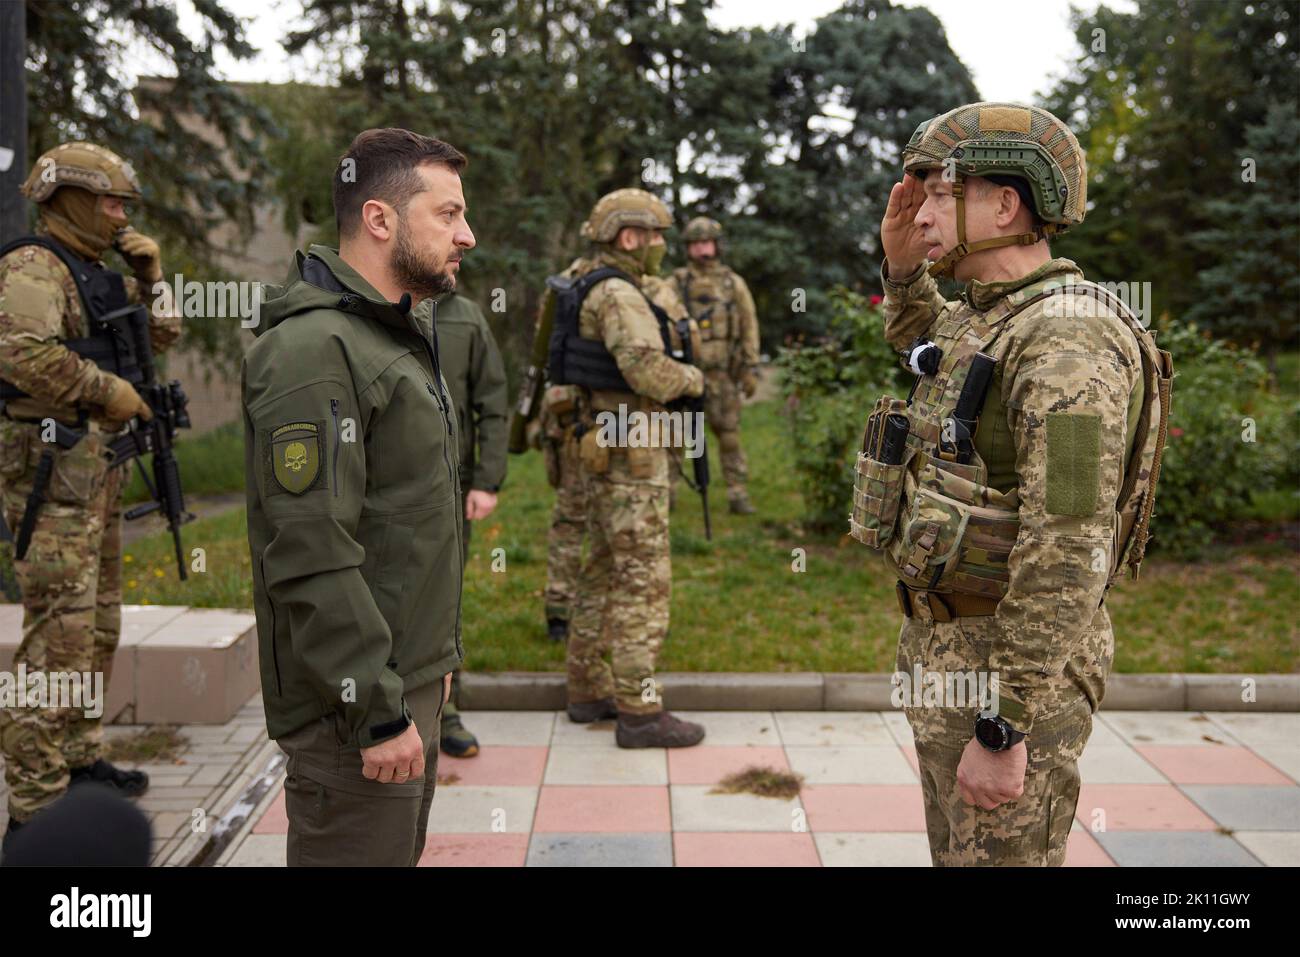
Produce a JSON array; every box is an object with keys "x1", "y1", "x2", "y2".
[
  {"x1": 427, "y1": 290, "x2": 508, "y2": 757},
  {"x1": 861, "y1": 104, "x2": 1171, "y2": 865},
  {"x1": 672, "y1": 217, "x2": 760, "y2": 514},
  {"x1": 554, "y1": 189, "x2": 707, "y2": 748},
  {"x1": 0, "y1": 144, "x2": 182, "y2": 849},
  {"x1": 539, "y1": 274, "x2": 692, "y2": 644}
]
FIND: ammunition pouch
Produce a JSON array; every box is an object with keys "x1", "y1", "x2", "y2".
[
  {"x1": 849, "y1": 396, "x2": 912, "y2": 549},
  {"x1": 884, "y1": 457, "x2": 1019, "y2": 599},
  {"x1": 578, "y1": 426, "x2": 610, "y2": 476}
]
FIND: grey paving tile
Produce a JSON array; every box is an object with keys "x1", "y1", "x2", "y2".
[
  {"x1": 1080, "y1": 746, "x2": 1168, "y2": 785},
  {"x1": 671, "y1": 712, "x2": 781, "y2": 746},
  {"x1": 1180, "y1": 785, "x2": 1300, "y2": 831},
  {"x1": 226, "y1": 833, "x2": 287, "y2": 867},
  {"x1": 785, "y1": 747, "x2": 917, "y2": 784},
  {"x1": 670, "y1": 785, "x2": 802, "y2": 832},
  {"x1": 1100, "y1": 712, "x2": 1242, "y2": 747},
  {"x1": 526, "y1": 833, "x2": 672, "y2": 867},
  {"x1": 1233, "y1": 831, "x2": 1300, "y2": 866},
  {"x1": 1204, "y1": 713, "x2": 1300, "y2": 749},
  {"x1": 773, "y1": 712, "x2": 894, "y2": 747},
  {"x1": 460, "y1": 710, "x2": 555, "y2": 746},
  {"x1": 815, "y1": 832, "x2": 931, "y2": 866},
  {"x1": 1093, "y1": 831, "x2": 1263, "y2": 867}
]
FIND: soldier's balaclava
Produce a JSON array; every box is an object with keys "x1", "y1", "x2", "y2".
[{"x1": 40, "y1": 185, "x2": 127, "y2": 261}]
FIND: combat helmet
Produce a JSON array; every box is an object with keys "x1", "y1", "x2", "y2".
[
  {"x1": 20, "y1": 142, "x2": 143, "y2": 205},
  {"x1": 580, "y1": 188, "x2": 672, "y2": 243},
  {"x1": 902, "y1": 102, "x2": 1086, "y2": 277},
  {"x1": 682, "y1": 216, "x2": 722, "y2": 242}
]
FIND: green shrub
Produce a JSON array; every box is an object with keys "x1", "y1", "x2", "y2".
[
  {"x1": 774, "y1": 289, "x2": 907, "y2": 532},
  {"x1": 1148, "y1": 322, "x2": 1299, "y2": 557},
  {"x1": 773, "y1": 289, "x2": 1299, "y2": 554}
]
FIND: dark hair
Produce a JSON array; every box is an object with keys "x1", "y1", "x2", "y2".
[{"x1": 333, "y1": 128, "x2": 467, "y2": 238}]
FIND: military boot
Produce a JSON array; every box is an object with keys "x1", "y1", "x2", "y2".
[
  {"x1": 69, "y1": 758, "x2": 149, "y2": 797},
  {"x1": 567, "y1": 698, "x2": 618, "y2": 723},
  {"x1": 728, "y1": 492, "x2": 756, "y2": 515},
  {"x1": 440, "y1": 700, "x2": 480, "y2": 757},
  {"x1": 616, "y1": 710, "x2": 706, "y2": 748},
  {"x1": 547, "y1": 617, "x2": 569, "y2": 642}
]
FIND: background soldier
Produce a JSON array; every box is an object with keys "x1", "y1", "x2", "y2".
[
  {"x1": 429, "y1": 289, "x2": 508, "y2": 757},
  {"x1": 0, "y1": 143, "x2": 180, "y2": 851},
  {"x1": 871, "y1": 103, "x2": 1170, "y2": 865},
  {"x1": 672, "y1": 217, "x2": 759, "y2": 514},
  {"x1": 551, "y1": 188, "x2": 706, "y2": 748}
]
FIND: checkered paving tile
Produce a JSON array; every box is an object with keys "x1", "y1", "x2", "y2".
[{"x1": 220, "y1": 709, "x2": 1300, "y2": 867}]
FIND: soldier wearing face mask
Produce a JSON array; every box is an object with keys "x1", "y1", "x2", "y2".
[{"x1": 0, "y1": 143, "x2": 181, "y2": 855}]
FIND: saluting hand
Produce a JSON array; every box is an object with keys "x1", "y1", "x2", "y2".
[{"x1": 880, "y1": 173, "x2": 931, "y2": 281}]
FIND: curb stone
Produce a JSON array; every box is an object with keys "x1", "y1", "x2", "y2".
[{"x1": 459, "y1": 671, "x2": 1300, "y2": 712}]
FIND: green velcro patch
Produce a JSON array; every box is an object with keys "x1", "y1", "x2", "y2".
[
  {"x1": 267, "y1": 421, "x2": 324, "y2": 495},
  {"x1": 1045, "y1": 413, "x2": 1101, "y2": 516}
]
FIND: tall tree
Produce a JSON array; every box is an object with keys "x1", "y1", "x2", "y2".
[
  {"x1": 24, "y1": 0, "x2": 276, "y2": 362},
  {"x1": 1043, "y1": 0, "x2": 1299, "y2": 348}
]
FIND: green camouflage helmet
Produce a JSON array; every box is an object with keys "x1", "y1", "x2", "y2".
[
  {"x1": 902, "y1": 103, "x2": 1086, "y2": 276},
  {"x1": 581, "y1": 188, "x2": 672, "y2": 243},
  {"x1": 682, "y1": 216, "x2": 723, "y2": 242},
  {"x1": 20, "y1": 142, "x2": 143, "y2": 204}
]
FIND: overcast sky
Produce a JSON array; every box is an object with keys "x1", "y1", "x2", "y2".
[{"x1": 172, "y1": 0, "x2": 1138, "y2": 104}]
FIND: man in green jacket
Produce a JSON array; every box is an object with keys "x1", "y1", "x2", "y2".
[
  {"x1": 426, "y1": 290, "x2": 508, "y2": 757},
  {"x1": 242, "y1": 128, "x2": 475, "y2": 867}
]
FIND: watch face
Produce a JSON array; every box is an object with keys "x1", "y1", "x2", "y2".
[{"x1": 976, "y1": 718, "x2": 1004, "y2": 750}]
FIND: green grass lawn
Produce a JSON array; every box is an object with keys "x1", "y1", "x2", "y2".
[{"x1": 122, "y1": 400, "x2": 1300, "y2": 674}]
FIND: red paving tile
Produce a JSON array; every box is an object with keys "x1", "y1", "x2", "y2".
[
  {"x1": 252, "y1": 788, "x2": 287, "y2": 835},
  {"x1": 1065, "y1": 828, "x2": 1116, "y2": 867},
  {"x1": 438, "y1": 746, "x2": 549, "y2": 786},
  {"x1": 419, "y1": 834, "x2": 530, "y2": 867},
  {"x1": 667, "y1": 747, "x2": 790, "y2": 785},
  {"x1": 1075, "y1": 784, "x2": 1218, "y2": 831},
  {"x1": 1134, "y1": 746, "x2": 1294, "y2": 786},
  {"x1": 533, "y1": 786, "x2": 671, "y2": 833},
  {"x1": 800, "y1": 785, "x2": 927, "y2": 832},
  {"x1": 674, "y1": 832, "x2": 821, "y2": 867}
]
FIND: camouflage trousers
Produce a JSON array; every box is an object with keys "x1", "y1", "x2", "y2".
[
  {"x1": 704, "y1": 369, "x2": 748, "y2": 501},
  {"x1": 0, "y1": 426, "x2": 124, "y2": 824},
  {"x1": 543, "y1": 436, "x2": 587, "y2": 623},
  {"x1": 566, "y1": 451, "x2": 670, "y2": 716},
  {"x1": 895, "y1": 612, "x2": 1108, "y2": 866}
]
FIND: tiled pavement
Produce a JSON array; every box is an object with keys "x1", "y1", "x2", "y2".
[
  {"x1": 220, "y1": 707, "x2": 1300, "y2": 867},
  {"x1": 0, "y1": 695, "x2": 274, "y2": 865}
]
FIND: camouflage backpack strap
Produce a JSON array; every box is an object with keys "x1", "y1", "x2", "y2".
[{"x1": 1069, "y1": 282, "x2": 1174, "y2": 582}]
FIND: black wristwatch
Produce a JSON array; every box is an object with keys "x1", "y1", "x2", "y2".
[{"x1": 975, "y1": 711, "x2": 1026, "y2": 752}]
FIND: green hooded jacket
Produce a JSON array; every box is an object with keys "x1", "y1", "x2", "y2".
[{"x1": 243, "y1": 245, "x2": 464, "y2": 746}]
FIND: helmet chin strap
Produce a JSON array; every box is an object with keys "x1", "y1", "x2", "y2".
[{"x1": 926, "y1": 173, "x2": 1061, "y2": 279}]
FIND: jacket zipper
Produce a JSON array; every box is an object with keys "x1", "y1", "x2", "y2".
[
  {"x1": 260, "y1": 553, "x2": 283, "y2": 696},
  {"x1": 330, "y1": 398, "x2": 341, "y2": 497}
]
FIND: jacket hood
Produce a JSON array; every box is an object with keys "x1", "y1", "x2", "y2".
[{"x1": 256, "y1": 244, "x2": 431, "y2": 338}]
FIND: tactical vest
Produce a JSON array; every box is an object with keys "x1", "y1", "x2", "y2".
[
  {"x1": 850, "y1": 280, "x2": 1173, "y2": 599},
  {"x1": 0, "y1": 235, "x2": 146, "y2": 402},
  {"x1": 547, "y1": 266, "x2": 681, "y2": 394},
  {"x1": 676, "y1": 265, "x2": 736, "y2": 364}
]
